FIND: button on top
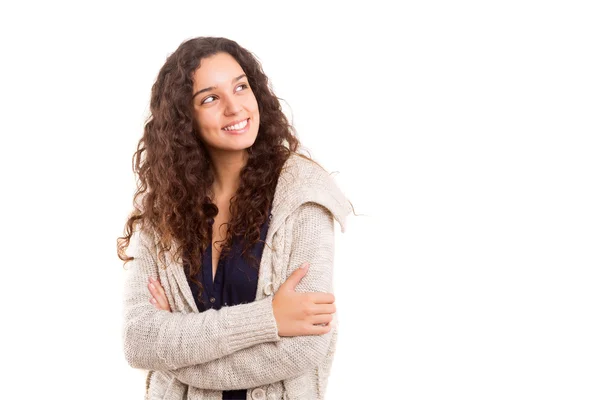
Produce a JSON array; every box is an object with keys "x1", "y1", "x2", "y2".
[
  {"x1": 251, "y1": 388, "x2": 266, "y2": 400},
  {"x1": 209, "y1": 297, "x2": 216, "y2": 303},
  {"x1": 263, "y1": 282, "x2": 274, "y2": 296}
]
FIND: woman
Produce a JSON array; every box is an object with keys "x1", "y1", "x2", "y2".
[{"x1": 117, "y1": 37, "x2": 353, "y2": 400}]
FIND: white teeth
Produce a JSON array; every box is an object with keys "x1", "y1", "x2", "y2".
[{"x1": 223, "y1": 119, "x2": 248, "y2": 131}]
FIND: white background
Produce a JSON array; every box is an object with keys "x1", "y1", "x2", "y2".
[{"x1": 1, "y1": 1, "x2": 599, "y2": 399}]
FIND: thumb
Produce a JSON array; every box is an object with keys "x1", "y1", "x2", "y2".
[{"x1": 282, "y1": 262, "x2": 309, "y2": 291}]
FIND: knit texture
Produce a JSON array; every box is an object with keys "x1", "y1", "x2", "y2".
[{"x1": 122, "y1": 153, "x2": 352, "y2": 400}]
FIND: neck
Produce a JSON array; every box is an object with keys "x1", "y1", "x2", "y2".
[{"x1": 208, "y1": 149, "x2": 249, "y2": 198}]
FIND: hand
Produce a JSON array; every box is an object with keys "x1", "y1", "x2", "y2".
[
  {"x1": 148, "y1": 276, "x2": 172, "y2": 312},
  {"x1": 272, "y1": 262, "x2": 336, "y2": 337}
]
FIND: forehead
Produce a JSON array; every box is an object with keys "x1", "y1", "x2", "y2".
[{"x1": 192, "y1": 52, "x2": 245, "y2": 91}]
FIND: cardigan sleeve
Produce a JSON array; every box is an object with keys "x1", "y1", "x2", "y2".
[
  {"x1": 170, "y1": 202, "x2": 337, "y2": 390},
  {"x1": 122, "y1": 227, "x2": 281, "y2": 371}
]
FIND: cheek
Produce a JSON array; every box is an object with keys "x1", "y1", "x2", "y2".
[
  {"x1": 245, "y1": 92, "x2": 259, "y2": 112},
  {"x1": 250, "y1": 102, "x2": 260, "y2": 125},
  {"x1": 194, "y1": 111, "x2": 220, "y2": 132}
]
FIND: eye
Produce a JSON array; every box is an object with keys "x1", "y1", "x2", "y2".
[
  {"x1": 236, "y1": 83, "x2": 249, "y2": 92},
  {"x1": 200, "y1": 83, "x2": 249, "y2": 105},
  {"x1": 201, "y1": 95, "x2": 216, "y2": 105}
]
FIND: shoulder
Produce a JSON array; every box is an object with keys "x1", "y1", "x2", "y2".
[
  {"x1": 290, "y1": 201, "x2": 335, "y2": 233},
  {"x1": 271, "y1": 152, "x2": 353, "y2": 233},
  {"x1": 280, "y1": 152, "x2": 331, "y2": 183}
]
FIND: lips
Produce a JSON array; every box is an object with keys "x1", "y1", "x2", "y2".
[
  {"x1": 222, "y1": 118, "x2": 249, "y2": 130},
  {"x1": 222, "y1": 118, "x2": 250, "y2": 134}
]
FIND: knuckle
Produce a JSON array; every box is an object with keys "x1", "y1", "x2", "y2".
[
  {"x1": 303, "y1": 306, "x2": 312, "y2": 317},
  {"x1": 300, "y1": 323, "x2": 310, "y2": 334}
]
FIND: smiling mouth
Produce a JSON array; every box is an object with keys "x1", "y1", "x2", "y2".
[{"x1": 222, "y1": 118, "x2": 250, "y2": 133}]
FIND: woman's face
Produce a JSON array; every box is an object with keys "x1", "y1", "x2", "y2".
[{"x1": 191, "y1": 52, "x2": 260, "y2": 156}]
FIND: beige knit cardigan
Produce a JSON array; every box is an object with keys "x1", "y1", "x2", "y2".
[{"x1": 122, "y1": 153, "x2": 353, "y2": 400}]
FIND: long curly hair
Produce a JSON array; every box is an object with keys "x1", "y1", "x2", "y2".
[{"x1": 116, "y1": 36, "x2": 316, "y2": 303}]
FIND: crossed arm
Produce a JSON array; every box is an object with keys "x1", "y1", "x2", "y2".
[{"x1": 123, "y1": 202, "x2": 337, "y2": 390}]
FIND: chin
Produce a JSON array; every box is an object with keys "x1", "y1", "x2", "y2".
[{"x1": 224, "y1": 139, "x2": 258, "y2": 152}]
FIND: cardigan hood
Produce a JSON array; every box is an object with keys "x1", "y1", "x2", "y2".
[{"x1": 268, "y1": 153, "x2": 353, "y2": 238}]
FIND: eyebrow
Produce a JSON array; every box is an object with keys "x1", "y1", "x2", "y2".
[{"x1": 192, "y1": 74, "x2": 247, "y2": 99}]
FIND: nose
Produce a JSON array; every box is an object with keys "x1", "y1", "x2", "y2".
[{"x1": 223, "y1": 93, "x2": 242, "y2": 116}]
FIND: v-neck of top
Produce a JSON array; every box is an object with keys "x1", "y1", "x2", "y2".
[{"x1": 186, "y1": 205, "x2": 272, "y2": 314}]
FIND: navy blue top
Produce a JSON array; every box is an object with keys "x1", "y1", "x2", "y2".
[{"x1": 185, "y1": 208, "x2": 272, "y2": 400}]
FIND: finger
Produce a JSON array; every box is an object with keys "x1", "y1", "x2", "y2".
[
  {"x1": 150, "y1": 297, "x2": 161, "y2": 310},
  {"x1": 148, "y1": 281, "x2": 170, "y2": 311},
  {"x1": 310, "y1": 292, "x2": 335, "y2": 304},
  {"x1": 155, "y1": 281, "x2": 171, "y2": 311},
  {"x1": 150, "y1": 297, "x2": 171, "y2": 312},
  {"x1": 313, "y1": 303, "x2": 336, "y2": 315},
  {"x1": 150, "y1": 292, "x2": 170, "y2": 311},
  {"x1": 310, "y1": 313, "x2": 333, "y2": 325},
  {"x1": 306, "y1": 322, "x2": 332, "y2": 335},
  {"x1": 153, "y1": 291, "x2": 170, "y2": 311},
  {"x1": 148, "y1": 277, "x2": 166, "y2": 297},
  {"x1": 149, "y1": 297, "x2": 163, "y2": 311},
  {"x1": 152, "y1": 277, "x2": 167, "y2": 297},
  {"x1": 281, "y1": 263, "x2": 309, "y2": 291}
]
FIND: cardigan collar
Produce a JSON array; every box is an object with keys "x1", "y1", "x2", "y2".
[{"x1": 266, "y1": 152, "x2": 353, "y2": 241}]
